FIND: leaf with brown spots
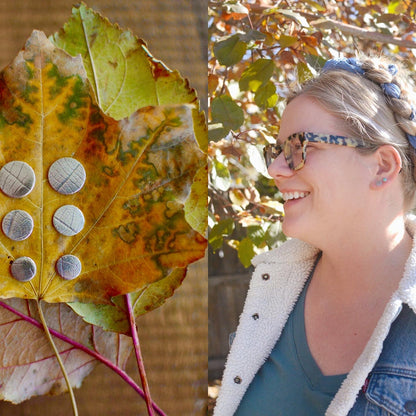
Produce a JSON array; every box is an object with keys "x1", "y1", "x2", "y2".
[{"x1": 0, "y1": 30, "x2": 206, "y2": 304}]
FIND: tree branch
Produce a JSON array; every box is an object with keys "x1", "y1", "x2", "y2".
[
  {"x1": 244, "y1": 4, "x2": 416, "y2": 49},
  {"x1": 309, "y1": 17, "x2": 416, "y2": 49}
]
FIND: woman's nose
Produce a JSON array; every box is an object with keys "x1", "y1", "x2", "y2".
[{"x1": 267, "y1": 151, "x2": 293, "y2": 178}]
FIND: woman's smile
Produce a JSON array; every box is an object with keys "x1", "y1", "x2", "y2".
[{"x1": 281, "y1": 191, "x2": 310, "y2": 202}]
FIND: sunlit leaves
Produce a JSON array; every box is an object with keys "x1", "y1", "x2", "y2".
[
  {"x1": 239, "y1": 59, "x2": 276, "y2": 92},
  {"x1": 209, "y1": 0, "x2": 416, "y2": 266},
  {"x1": 211, "y1": 157, "x2": 231, "y2": 192},
  {"x1": 297, "y1": 61, "x2": 314, "y2": 84},
  {"x1": 209, "y1": 218, "x2": 235, "y2": 251},
  {"x1": 278, "y1": 34, "x2": 298, "y2": 48},
  {"x1": 273, "y1": 9, "x2": 309, "y2": 27},
  {"x1": 254, "y1": 82, "x2": 278, "y2": 108},
  {"x1": 388, "y1": 0, "x2": 408, "y2": 14}
]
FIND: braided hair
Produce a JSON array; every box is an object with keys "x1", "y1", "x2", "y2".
[{"x1": 288, "y1": 55, "x2": 416, "y2": 208}]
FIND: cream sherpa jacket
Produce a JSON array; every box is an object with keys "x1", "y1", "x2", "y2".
[{"x1": 214, "y1": 216, "x2": 416, "y2": 416}]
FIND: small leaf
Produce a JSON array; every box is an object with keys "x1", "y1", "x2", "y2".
[
  {"x1": 209, "y1": 218, "x2": 235, "y2": 251},
  {"x1": 211, "y1": 158, "x2": 232, "y2": 192},
  {"x1": 223, "y1": 2, "x2": 249, "y2": 15},
  {"x1": 208, "y1": 122, "x2": 229, "y2": 141},
  {"x1": 302, "y1": 0, "x2": 327, "y2": 11},
  {"x1": 213, "y1": 34, "x2": 247, "y2": 67},
  {"x1": 376, "y1": 13, "x2": 403, "y2": 24},
  {"x1": 278, "y1": 34, "x2": 299, "y2": 48},
  {"x1": 211, "y1": 95, "x2": 244, "y2": 131},
  {"x1": 254, "y1": 81, "x2": 278, "y2": 108},
  {"x1": 297, "y1": 61, "x2": 313, "y2": 84},
  {"x1": 305, "y1": 54, "x2": 326, "y2": 72},
  {"x1": 52, "y1": 3, "x2": 156, "y2": 119},
  {"x1": 247, "y1": 144, "x2": 271, "y2": 178},
  {"x1": 229, "y1": 189, "x2": 249, "y2": 209},
  {"x1": 247, "y1": 225, "x2": 266, "y2": 247},
  {"x1": 387, "y1": 0, "x2": 408, "y2": 14},
  {"x1": 208, "y1": 74, "x2": 220, "y2": 95},
  {"x1": 239, "y1": 30, "x2": 266, "y2": 42},
  {"x1": 239, "y1": 59, "x2": 276, "y2": 92},
  {"x1": 265, "y1": 222, "x2": 285, "y2": 247},
  {"x1": 0, "y1": 299, "x2": 132, "y2": 403},
  {"x1": 275, "y1": 9, "x2": 309, "y2": 27},
  {"x1": 238, "y1": 237, "x2": 255, "y2": 268},
  {"x1": 52, "y1": 3, "x2": 204, "y2": 123}
]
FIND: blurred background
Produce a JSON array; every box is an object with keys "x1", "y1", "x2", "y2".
[{"x1": 0, "y1": 0, "x2": 207, "y2": 415}]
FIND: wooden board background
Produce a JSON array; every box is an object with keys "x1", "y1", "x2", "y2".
[{"x1": 0, "y1": 0, "x2": 207, "y2": 415}]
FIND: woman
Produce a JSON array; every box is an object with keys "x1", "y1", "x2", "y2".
[{"x1": 213, "y1": 56, "x2": 416, "y2": 415}]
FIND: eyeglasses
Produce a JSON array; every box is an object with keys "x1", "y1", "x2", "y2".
[{"x1": 263, "y1": 132, "x2": 366, "y2": 171}]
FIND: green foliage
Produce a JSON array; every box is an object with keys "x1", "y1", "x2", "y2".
[
  {"x1": 208, "y1": 0, "x2": 416, "y2": 267},
  {"x1": 239, "y1": 59, "x2": 276, "y2": 92},
  {"x1": 209, "y1": 218, "x2": 235, "y2": 251},
  {"x1": 211, "y1": 95, "x2": 245, "y2": 133},
  {"x1": 213, "y1": 34, "x2": 247, "y2": 67}
]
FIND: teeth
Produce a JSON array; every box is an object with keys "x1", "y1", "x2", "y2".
[{"x1": 282, "y1": 191, "x2": 310, "y2": 201}]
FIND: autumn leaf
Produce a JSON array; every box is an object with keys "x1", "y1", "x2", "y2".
[
  {"x1": 52, "y1": 2, "x2": 208, "y2": 236},
  {"x1": 0, "y1": 299, "x2": 131, "y2": 403},
  {"x1": 0, "y1": 30, "x2": 206, "y2": 304},
  {"x1": 51, "y1": 3, "x2": 206, "y2": 136},
  {"x1": 69, "y1": 267, "x2": 187, "y2": 334}
]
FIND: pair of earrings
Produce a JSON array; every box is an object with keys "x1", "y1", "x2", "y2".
[{"x1": 376, "y1": 177, "x2": 388, "y2": 186}]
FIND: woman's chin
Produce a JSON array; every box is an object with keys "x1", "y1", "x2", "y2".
[{"x1": 281, "y1": 216, "x2": 311, "y2": 241}]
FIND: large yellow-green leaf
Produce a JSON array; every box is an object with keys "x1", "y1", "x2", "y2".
[
  {"x1": 51, "y1": 3, "x2": 208, "y2": 237},
  {"x1": 51, "y1": 3, "x2": 202, "y2": 124},
  {"x1": 0, "y1": 30, "x2": 206, "y2": 304}
]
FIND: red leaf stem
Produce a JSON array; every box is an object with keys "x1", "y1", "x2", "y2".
[
  {"x1": 0, "y1": 300, "x2": 166, "y2": 416},
  {"x1": 125, "y1": 294, "x2": 154, "y2": 416}
]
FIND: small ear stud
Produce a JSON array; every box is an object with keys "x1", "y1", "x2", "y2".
[{"x1": 377, "y1": 177, "x2": 388, "y2": 186}]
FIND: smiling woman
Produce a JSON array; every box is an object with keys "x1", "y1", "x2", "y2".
[{"x1": 214, "y1": 55, "x2": 416, "y2": 416}]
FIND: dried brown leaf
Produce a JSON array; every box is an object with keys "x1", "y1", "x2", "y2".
[{"x1": 0, "y1": 300, "x2": 132, "y2": 404}]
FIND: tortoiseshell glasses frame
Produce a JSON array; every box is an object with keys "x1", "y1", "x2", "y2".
[{"x1": 263, "y1": 132, "x2": 366, "y2": 171}]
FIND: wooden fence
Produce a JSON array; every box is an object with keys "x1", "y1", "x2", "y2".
[{"x1": 208, "y1": 245, "x2": 251, "y2": 381}]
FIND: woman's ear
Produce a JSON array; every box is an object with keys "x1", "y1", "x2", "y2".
[{"x1": 370, "y1": 145, "x2": 402, "y2": 189}]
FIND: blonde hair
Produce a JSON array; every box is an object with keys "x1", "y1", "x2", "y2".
[{"x1": 289, "y1": 56, "x2": 416, "y2": 208}]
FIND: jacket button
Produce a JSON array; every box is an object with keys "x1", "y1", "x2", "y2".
[
  {"x1": 234, "y1": 376, "x2": 242, "y2": 384},
  {"x1": 262, "y1": 273, "x2": 270, "y2": 280},
  {"x1": 405, "y1": 400, "x2": 416, "y2": 413},
  {"x1": 252, "y1": 313, "x2": 259, "y2": 320}
]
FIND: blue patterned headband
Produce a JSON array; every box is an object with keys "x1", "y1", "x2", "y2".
[{"x1": 322, "y1": 57, "x2": 416, "y2": 150}]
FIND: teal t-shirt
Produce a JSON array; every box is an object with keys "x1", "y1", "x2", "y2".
[{"x1": 235, "y1": 275, "x2": 347, "y2": 416}]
